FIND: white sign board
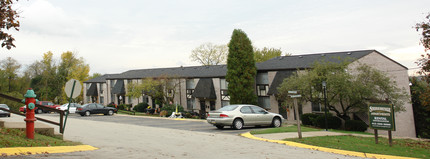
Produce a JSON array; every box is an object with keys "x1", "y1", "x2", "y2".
[
  {"x1": 65, "y1": 79, "x2": 82, "y2": 98},
  {"x1": 290, "y1": 95, "x2": 302, "y2": 98}
]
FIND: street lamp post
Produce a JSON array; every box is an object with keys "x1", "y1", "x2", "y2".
[{"x1": 322, "y1": 81, "x2": 328, "y2": 131}]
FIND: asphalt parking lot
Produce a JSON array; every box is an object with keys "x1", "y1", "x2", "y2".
[{"x1": 53, "y1": 113, "x2": 274, "y2": 135}]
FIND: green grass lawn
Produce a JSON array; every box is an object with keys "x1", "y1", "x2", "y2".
[
  {"x1": 249, "y1": 125, "x2": 429, "y2": 158},
  {"x1": 287, "y1": 136, "x2": 430, "y2": 159},
  {"x1": 0, "y1": 128, "x2": 81, "y2": 148}
]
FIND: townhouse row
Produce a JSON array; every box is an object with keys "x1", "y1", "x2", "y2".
[{"x1": 83, "y1": 50, "x2": 415, "y2": 137}]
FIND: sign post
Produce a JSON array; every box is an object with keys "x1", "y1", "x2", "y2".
[
  {"x1": 63, "y1": 79, "x2": 82, "y2": 132},
  {"x1": 289, "y1": 91, "x2": 302, "y2": 139},
  {"x1": 368, "y1": 103, "x2": 395, "y2": 146}
]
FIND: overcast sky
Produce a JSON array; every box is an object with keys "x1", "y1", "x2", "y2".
[{"x1": 1, "y1": 0, "x2": 429, "y2": 75}]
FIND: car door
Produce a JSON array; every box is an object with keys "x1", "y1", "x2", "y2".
[
  {"x1": 88, "y1": 104, "x2": 97, "y2": 113},
  {"x1": 69, "y1": 104, "x2": 77, "y2": 113},
  {"x1": 251, "y1": 106, "x2": 272, "y2": 125},
  {"x1": 96, "y1": 104, "x2": 106, "y2": 114},
  {"x1": 240, "y1": 106, "x2": 258, "y2": 126}
]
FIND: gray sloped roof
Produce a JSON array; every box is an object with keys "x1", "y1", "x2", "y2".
[
  {"x1": 84, "y1": 74, "x2": 121, "y2": 83},
  {"x1": 112, "y1": 80, "x2": 125, "y2": 94},
  {"x1": 192, "y1": 78, "x2": 216, "y2": 99},
  {"x1": 86, "y1": 83, "x2": 98, "y2": 96},
  {"x1": 256, "y1": 50, "x2": 375, "y2": 71},
  {"x1": 85, "y1": 50, "x2": 407, "y2": 83},
  {"x1": 108, "y1": 65, "x2": 227, "y2": 80},
  {"x1": 267, "y1": 70, "x2": 296, "y2": 95}
]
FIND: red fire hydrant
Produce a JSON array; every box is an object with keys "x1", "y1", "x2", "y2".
[{"x1": 22, "y1": 88, "x2": 38, "y2": 139}]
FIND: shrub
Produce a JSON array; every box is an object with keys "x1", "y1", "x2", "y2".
[
  {"x1": 315, "y1": 115, "x2": 342, "y2": 129},
  {"x1": 117, "y1": 104, "x2": 125, "y2": 110},
  {"x1": 133, "y1": 103, "x2": 149, "y2": 112},
  {"x1": 301, "y1": 113, "x2": 320, "y2": 126},
  {"x1": 345, "y1": 120, "x2": 368, "y2": 132},
  {"x1": 159, "y1": 110, "x2": 168, "y2": 117},
  {"x1": 160, "y1": 104, "x2": 184, "y2": 116}
]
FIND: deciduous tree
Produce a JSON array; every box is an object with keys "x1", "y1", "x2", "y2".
[
  {"x1": 254, "y1": 47, "x2": 290, "y2": 62},
  {"x1": 226, "y1": 29, "x2": 257, "y2": 104},
  {"x1": 277, "y1": 60, "x2": 409, "y2": 120},
  {"x1": 190, "y1": 42, "x2": 228, "y2": 66},
  {"x1": 0, "y1": 57, "x2": 21, "y2": 92},
  {"x1": 1, "y1": 0, "x2": 20, "y2": 50},
  {"x1": 415, "y1": 13, "x2": 430, "y2": 109}
]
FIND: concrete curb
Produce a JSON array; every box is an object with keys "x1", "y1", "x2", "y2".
[
  {"x1": 240, "y1": 132, "x2": 418, "y2": 159},
  {"x1": 0, "y1": 145, "x2": 98, "y2": 156}
]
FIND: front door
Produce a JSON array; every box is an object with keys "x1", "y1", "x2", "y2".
[
  {"x1": 210, "y1": 101, "x2": 216, "y2": 111},
  {"x1": 199, "y1": 101, "x2": 206, "y2": 118}
]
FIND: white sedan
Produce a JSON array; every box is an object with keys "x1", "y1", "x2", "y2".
[{"x1": 57, "y1": 103, "x2": 81, "y2": 114}]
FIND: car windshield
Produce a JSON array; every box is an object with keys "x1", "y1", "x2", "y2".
[
  {"x1": 0, "y1": 105, "x2": 8, "y2": 109},
  {"x1": 218, "y1": 105, "x2": 238, "y2": 111},
  {"x1": 81, "y1": 104, "x2": 90, "y2": 107}
]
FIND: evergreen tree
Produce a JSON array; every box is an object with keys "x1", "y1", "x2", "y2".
[{"x1": 226, "y1": 29, "x2": 257, "y2": 104}]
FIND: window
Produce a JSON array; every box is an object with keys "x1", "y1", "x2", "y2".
[
  {"x1": 220, "y1": 79, "x2": 230, "y2": 106},
  {"x1": 110, "y1": 80, "x2": 115, "y2": 88},
  {"x1": 312, "y1": 102, "x2": 322, "y2": 112},
  {"x1": 221, "y1": 101, "x2": 230, "y2": 107},
  {"x1": 257, "y1": 85, "x2": 269, "y2": 96},
  {"x1": 187, "y1": 98, "x2": 195, "y2": 110},
  {"x1": 256, "y1": 72, "x2": 269, "y2": 84},
  {"x1": 240, "y1": 106, "x2": 253, "y2": 114},
  {"x1": 99, "y1": 83, "x2": 104, "y2": 94},
  {"x1": 256, "y1": 72, "x2": 269, "y2": 96},
  {"x1": 100, "y1": 96, "x2": 104, "y2": 105},
  {"x1": 186, "y1": 79, "x2": 195, "y2": 89},
  {"x1": 89, "y1": 104, "x2": 96, "y2": 109},
  {"x1": 251, "y1": 106, "x2": 267, "y2": 114},
  {"x1": 186, "y1": 79, "x2": 195, "y2": 110}
]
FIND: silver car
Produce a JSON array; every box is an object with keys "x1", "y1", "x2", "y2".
[
  {"x1": 207, "y1": 104, "x2": 283, "y2": 130},
  {"x1": 0, "y1": 104, "x2": 11, "y2": 117}
]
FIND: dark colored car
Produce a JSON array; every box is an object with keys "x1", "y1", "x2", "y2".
[
  {"x1": 0, "y1": 104, "x2": 11, "y2": 117},
  {"x1": 19, "y1": 101, "x2": 61, "y2": 114},
  {"x1": 76, "y1": 103, "x2": 117, "y2": 116}
]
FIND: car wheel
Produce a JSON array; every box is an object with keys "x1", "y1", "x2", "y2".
[
  {"x1": 85, "y1": 111, "x2": 90, "y2": 116},
  {"x1": 216, "y1": 125, "x2": 224, "y2": 129},
  {"x1": 232, "y1": 119, "x2": 243, "y2": 130},
  {"x1": 272, "y1": 117, "x2": 282, "y2": 128},
  {"x1": 108, "y1": 110, "x2": 114, "y2": 116},
  {"x1": 37, "y1": 109, "x2": 43, "y2": 114}
]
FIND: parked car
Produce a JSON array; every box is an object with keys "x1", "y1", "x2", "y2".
[
  {"x1": 0, "y1": 104, "x2": 11, "y2": 117},
  {"x1": 76, "y1": 103, "x2": 117, "y2": 116},
  {"x1": 56, "y1": 103, "x2": 82, "y2": 114},
  {"x1": 207, "y1": 104, "x2": 283, "y2": 130},
  {"x1": 19, "y1": 101, "x2": 61, "y2": 114}
]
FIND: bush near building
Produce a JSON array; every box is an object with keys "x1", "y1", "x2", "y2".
[
  {"x1": 301, "y1": 113, "x2": 320, "y2": 126},
  {"x1": 344, "y1": 120, "x2": 368, "y2": 132},
  {"x1": 160, "y1": 104, "x2": 184, "y2": 116},
  {"x1": 133, "y1": 103, "x2": 149, "y2": 112}
]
